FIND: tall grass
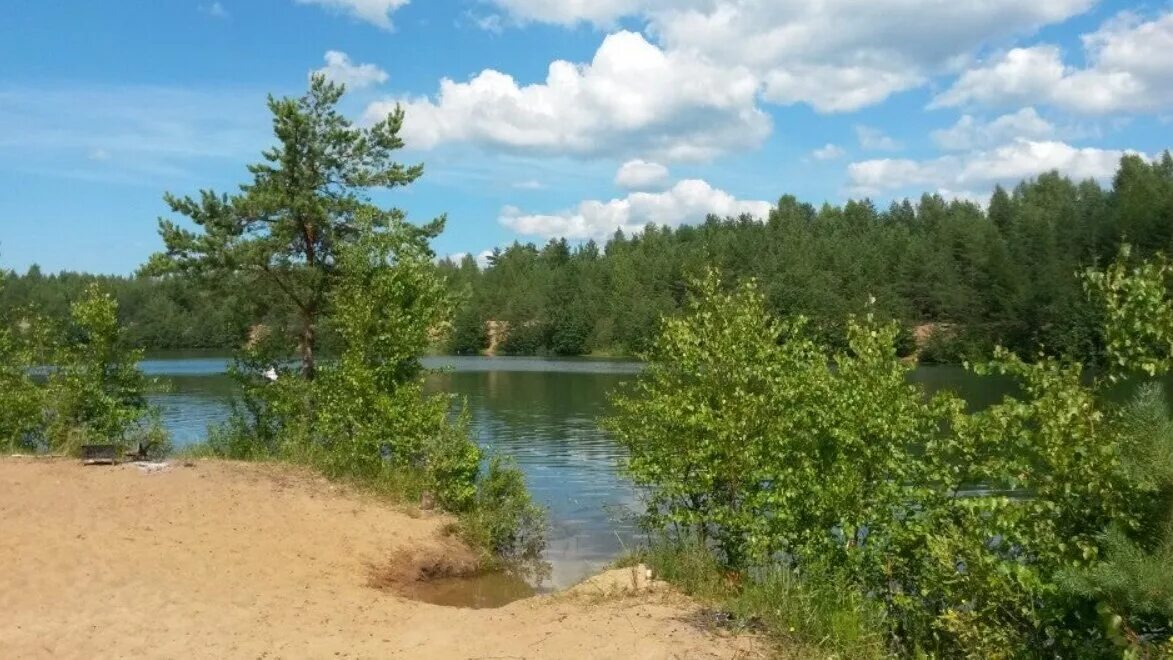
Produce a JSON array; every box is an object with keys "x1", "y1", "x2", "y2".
[{"x1": 620, "y1": 538, "x2": 889, "y2": 658}]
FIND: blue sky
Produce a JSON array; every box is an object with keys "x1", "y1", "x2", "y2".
[{"x1": 1, "y1": 0, "x2": 1169, "y2": 274}]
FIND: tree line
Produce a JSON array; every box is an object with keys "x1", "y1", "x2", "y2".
[
  {"x1": 0, "y1": 267, "x2": 251, "y2": 350},
  {"x1": 5, "y1": 153, "x2": 1171, "y2": 364},
  {"x1": 442, "y1": 152, "x2": 1173, "y2": 362}
]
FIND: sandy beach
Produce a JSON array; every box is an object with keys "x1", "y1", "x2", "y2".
[{"x1": 0, "y1": 458, "x2": 759, "y2": 659}]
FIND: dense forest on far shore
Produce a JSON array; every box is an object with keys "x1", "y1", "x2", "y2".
[
  {"x1": 4, "y1": 152, "x2": 1171, "y2": 361},
  {"x1": 441, "y1": 153, "x2": 1173, "y2": 362}
]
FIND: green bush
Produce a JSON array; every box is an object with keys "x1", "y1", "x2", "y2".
[
  {"x1": 459, "y1": 456, "x2": 547, "y2": 572},
  {"x1": 0, "y1": 298, "x2": 49, "y2": 452},
  {"x1": 0, "y1": 283, "x2": 169, "y2": 456},
  {"x1": 606, "y1": 255, "x2": 1173, "y2": 657},
  {"x1": 201, "y1": 214, "x2": 546, "y2": 568},
  {"x1": 448, "y1": 306, "x2": 488, "y2": 355}
]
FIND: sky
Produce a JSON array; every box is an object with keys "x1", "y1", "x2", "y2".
[{"x1": 1, "y1": 0, "x2": 1170, "y2": 274}]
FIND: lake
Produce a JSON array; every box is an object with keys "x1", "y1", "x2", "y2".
[
  {"x1": 142, "y1": 354, "x2": 1042, "y2": 588},
  {"x1": 144, "y1": 355, "x2": 648, "y2": 588}
]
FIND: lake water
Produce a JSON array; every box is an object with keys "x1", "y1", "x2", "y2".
[
  {"x1": 144, "y1": 355, "x2": 647, "y2": 588},
  {"x1": 142, "y1": 355, "x2": 1042, "y2": 588}
]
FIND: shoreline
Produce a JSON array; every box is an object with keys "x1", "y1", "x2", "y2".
[{"x1": 0, "y1": 457, "x2": 760, "y2": 659}]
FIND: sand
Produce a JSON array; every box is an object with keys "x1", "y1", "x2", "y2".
[{"x1": 0, "y1": 458, "x2": 761, "y2": 659}]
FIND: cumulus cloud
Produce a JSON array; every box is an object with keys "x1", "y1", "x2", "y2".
[
  {"x1": 312, "y1": 51, "x2": 388, "y2": 90},
  {"x1": 931, "y1": 108, "x2": 1055, "y2": 150},
  {"x1": 811, "y1": 144, "x2": 845, "y2": 161},
  {"x1": 499, "y1": 179, "x2": 772, "y2": 240},
  {"x1": 441, "y1": 250, "x2": 495, "y2": 268},
  {"x1": 932, "y1": 10, "x2": 1173, "y2": 113},
  {"x1": 489, "y1": 0, "x2": 639, "y2": 26},
  {"x1": 848, "y1": 140, "x2": 1141, "y2": 195},
  {"x1": 615, "y1": 159, "x2": 670, "y2": 189},
  {"x1": 855, "y1": 126, "x2": 901, "y2": 151},
  {"x1": 489, "y1": 0, "x2": 1094, "y2": 112},
  {"x1": 365, "y1": 31, "x2": 769, "y2": 161},
  {"x1": 294, "y1": 0, "x2": 409, "y2": 30}
]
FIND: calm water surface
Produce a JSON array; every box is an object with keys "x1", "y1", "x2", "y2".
[
  {"x1": 145, "y1": 355, "x2": 645, "y2": 587},
  {"x1": 145, "y1": 354, "x2": 1020, "y2": 588}
]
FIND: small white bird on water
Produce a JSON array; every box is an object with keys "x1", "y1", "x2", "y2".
[{"x1": 263, "y1": 367, "x2": 278, "y2": 382}]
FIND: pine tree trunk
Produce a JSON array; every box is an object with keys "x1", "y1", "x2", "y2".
[{"x1": 299, "y1": 311, "x2": 316, "y2": 381}]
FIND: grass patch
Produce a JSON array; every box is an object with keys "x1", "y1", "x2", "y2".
[{"x1": 619, "y1": 539, "x2": 889, "y2": 659}]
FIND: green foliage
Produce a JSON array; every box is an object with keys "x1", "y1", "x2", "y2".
[
  {"x1": 41, "y1": 285, "x2": 169, "y2": 457},
  {"x1": 43, "y1": 285, "x2": 146, "y2": 446},
  {"x1": 460, "y1": 456, "x2": 548, "y2": 575},
  {"x1": 627, "y1": 537, "x2": 888, "y2": 658},
  {"x1": 1084, "y1": 245, "x2": 1173, "y2": 379},
  {"x1": 0, "y1": 266, "x2": 277, "y2": 351},
  {"x1": 606, "y1": 257, "x2": 1173, "y2": 657},
  {"x1": 197, "y1": 211, "x2": 544, "y2": 566},
  {"x1": 0, "y1": 279, "x2": 170, "y2": 457},
  {"x1": 1051, "y1": 247, "x2": 1173, "y2": 656},
  {"x1": 448, "y1": 305, "x2": 488, "y2": 355},
  {"x1": 146, "y1": 74, "x2": 434, "y2": 378},
  {"x1": 9, "y1": 154, "x2": 1173, "y2": 364},
  {"x1": 0, "y1": 283, "x2": 49, "y2": 452},
  {"x1": 435, "y1": 154, "x2": 1173, "y2": 361}
]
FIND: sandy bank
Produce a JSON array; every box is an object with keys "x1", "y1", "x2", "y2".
[{"x1": 0, "y1": 458, "x2": 760, "y2": 659}]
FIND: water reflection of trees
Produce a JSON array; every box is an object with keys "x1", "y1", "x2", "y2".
[{"x1": 427, "y1": 370, "x2": 632, "y2": 457}]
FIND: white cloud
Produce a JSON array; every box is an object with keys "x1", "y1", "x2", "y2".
[
  {"x1": 489, "y1": 0, "x2": 638, "y2": 26},
  {"x1": 200, "y1": 2, "x2": 229, "y2": 19},
  {"x1": 855, "y1": 125, "x2": 901, "y2": 151},
  {"x1": 499, "y1": 178, "x2": 771, "y2": 240},
  {"x1": 811, "y1": 144, "x2": 845, "y2": 161},
  {"x1": 489, "y1": 0, "x2": 1094, "y2": 112},
  {"x1": 366, "y1": 31, "x2": 769, "y2": 162},
  {"x1": 312, "y1": 51, "x2": 388, "y2": 90},
  {"x1": 848, "y1": 139, "x2": 1142, "y2": 195},
  {"x1": 933, "y1": 10, "x2": 1173, "y2": 113},
  {"x1": 471, "y1": 13, "x2": 505, "y2": 34},
  {"x1": 936, "y1": 188, "x2": 989, "y2": 206},
  {"x1": 294, "y1": 0, "x2": 409, "y2": 30},
  {"x1": 512, "y1": 179, "x2": 544, "y2": 190},
  {"x1": 441, "y1": 250, "x2": 495, "y2": 268},
  {"x1": 931, "y1": 46, "x2": 1066, "y2": 109},
  {"x1": 615, "y1": 159, "x2": 669, "y2": 189},
  {"x1": 931, "y1": 108, "x2": 1055, "y2": 150},
  {"x1": 762, "y1": 64, "x2": 922, "y2": 113},
  {"x1": 87, "y1": 148, "x2": 111, "y2": 161}
]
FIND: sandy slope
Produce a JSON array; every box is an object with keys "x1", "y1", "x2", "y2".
[{"x1": 0, "y1": 459, "x2": 760, "y2": 659}]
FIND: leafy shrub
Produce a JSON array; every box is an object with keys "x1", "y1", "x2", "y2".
[
  {"x1": 41, "y1": 285, "x2": 153, "y2": 452},
  {"x1": 0, "y1": 300, "x2": 49, "y2": 452},
  {"x1": 0, "y1": 283, "x2": 170, "y2": 456},
  {"x1": 201, "y1": 214, "x2": 545, "y2": 566},
  {"x1": 459, "y1": 456, "x2": 548, "y2": 576},
  {"x1": 606, "y1": 256, "x2": 1173, "y2": 657},
  {"x1": 448, "y1": 307, "x2": 488, "y2": 355},
  {"x1": 499, "y1": 320, "x2": 549, "y2": 355}
]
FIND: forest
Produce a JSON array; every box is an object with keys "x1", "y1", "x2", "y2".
[
  {"x1": 5, "y1": 152, "x2": 1172, "y2": 363},
  {"x1": 441, "y1": 152, "x2": 1173, "y2": 361}
]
